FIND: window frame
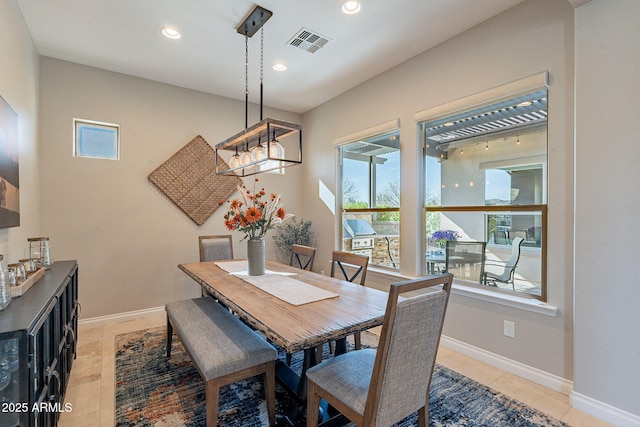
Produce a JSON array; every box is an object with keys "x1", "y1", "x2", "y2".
[
  {"x1": 417, "y1": 72, "x2": 549, "y2": 301},
  {"x1": 73, "y1": 118, "x2": 120, "y2": 160},
  {"x1": 335, "y1": 121, "x2": 401, "y2": 271}
]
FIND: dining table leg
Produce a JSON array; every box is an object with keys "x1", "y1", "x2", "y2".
[
  {"x1": 296, "y1": 347, "x2": 318, "y2": 399},
  {"x1": 282, "y1": 338, "x2": 353, "y2": 426},
  {"x1": 333, "y1": 337, "x2": 348, "y2": 356}
]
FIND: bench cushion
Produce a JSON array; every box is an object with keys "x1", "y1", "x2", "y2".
[{"x1": 166, "y1": 297, "x2": 276, "y2": 380}]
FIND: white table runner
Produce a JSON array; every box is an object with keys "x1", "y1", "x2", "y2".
[{"x1": 215, "y1": 260, "x2": 339, "y2": 306}]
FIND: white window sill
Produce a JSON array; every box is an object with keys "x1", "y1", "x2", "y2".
[
  {"x1": 364, "y1": 266, "x2": 558, "y2": 317},
  {"x1": 452, "y1": 284, "x2": 559, "y2": 316}
]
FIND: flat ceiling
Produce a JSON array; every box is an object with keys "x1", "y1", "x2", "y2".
[{"x1": 17, "y1": 0, "x2": 524, "y2": 113}]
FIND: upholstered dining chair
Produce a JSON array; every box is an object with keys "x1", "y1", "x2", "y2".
[
  {"x1": 198, "y1": 235, "x2": 233, "y2": 297},
  {"x1": 199, "y1": 235, "x2": 233, "y2": 262},
  {"x1": 482, "y1": 236, "x2": 524, "y2": 290},
  {"x1": 330, "y1": 250, "x2": 369, "y2": 351},
  {"x1": 289, "y1": 244, "x2": 317, "y2": 271},
  {"x1": 306, "y1": 273, "x2": 454, "y2": 427}
]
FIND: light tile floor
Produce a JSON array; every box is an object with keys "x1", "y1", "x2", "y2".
[{"x1": 58, "y1": 314, "x2": 613, "y2": 427}]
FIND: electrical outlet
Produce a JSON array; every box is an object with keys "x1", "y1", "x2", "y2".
[{"x1": 504, "y1": 320, "x2": 515, "y2": 338}]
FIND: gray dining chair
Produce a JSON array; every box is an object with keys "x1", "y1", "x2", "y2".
[
  {"x1": 483, "y1": 236, "x2": 524, "y2": 290},
  {"x1": 199, "y1": 235, "x2": 233, "y2": 262},
  {"x1": 198, "y1": 235, "x2": 233, "y2": 297},
  {"x1": 306, "y1": 273, "x2": 454, "y2": 427}
]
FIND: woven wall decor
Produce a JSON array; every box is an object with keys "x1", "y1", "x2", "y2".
[{"x1": 148, "y1": 135, "x2": 242, "y2": 226}]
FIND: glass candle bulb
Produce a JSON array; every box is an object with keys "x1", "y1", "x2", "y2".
[
  {"x1": 229, "y1": 153, "x2": 241, "y2": 169},
  {"x1": 251, "y1": 144, "x2": 267, "y2": 163},
  {"x1": 239, "y1": 150, "x2": 253, "y2": 166},
  {"x1": 269, "y1": 140, "x2": 285, "y2": 159}
]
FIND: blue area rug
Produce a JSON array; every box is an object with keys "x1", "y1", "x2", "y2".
[{"x1": 114, "y1": 327, "x2": 568, "y2": 426}]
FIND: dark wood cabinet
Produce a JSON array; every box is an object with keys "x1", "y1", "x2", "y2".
[{"x1": 0, "y1": 261, "x2": 78, "y2": 427}]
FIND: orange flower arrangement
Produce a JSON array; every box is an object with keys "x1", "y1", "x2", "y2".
[{"x1": 222, "y1": 178, "x2": 293, "y2": 240}]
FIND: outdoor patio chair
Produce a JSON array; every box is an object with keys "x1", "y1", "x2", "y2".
[
  {"x1": 445, "y1": 241, "x2": 486, "y2": 285},
  {"x1": 482, "y1": 236, "x2": 524, "y2": 290},
  {"x1": 493, "y1": 230, "x2": 509, "y2": 245},
  {"x1": 306, "y1": 273, "x2": 453, "y2": 427}
]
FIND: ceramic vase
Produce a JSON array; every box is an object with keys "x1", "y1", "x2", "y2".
[{"x1": 247, "y1": 236, "x2": 266, "y2": 276}]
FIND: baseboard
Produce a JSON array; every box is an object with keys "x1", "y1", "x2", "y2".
[
  {"x1": 79, "y1": 306, "x2": 165, "y2": 329},
  {"x1": 440, "y1": 335, "x2": 574, "y2": 395},
  {"x1": 571, "y1": 391, "x2": 640, "y2": 427}
]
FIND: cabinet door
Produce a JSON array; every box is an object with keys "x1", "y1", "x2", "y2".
[
  {"x1": 68, "y1": 267, "x2": 79, "y2": 363},
  {"x1": 29, "y1": 299, "x2": 59, "y2": 427},
  {"x1": 55, "y1": 272, "x2": 77, "y2": 401},
  {"x1": 0, "y1": 331, "x2": 26, "y2": 427}
]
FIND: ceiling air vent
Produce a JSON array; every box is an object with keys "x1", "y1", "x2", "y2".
[{"x1": 287, "y1": 28, "x2": 330, "y2": 53}]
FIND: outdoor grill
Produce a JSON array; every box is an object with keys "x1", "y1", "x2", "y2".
[{"x1": 343, "y1": 219, "x2": 376, "y2": 255}]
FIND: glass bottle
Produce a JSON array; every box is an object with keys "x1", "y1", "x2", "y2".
[{"x1": 0, "y1": 268, "x2": 11, "y2": 311}]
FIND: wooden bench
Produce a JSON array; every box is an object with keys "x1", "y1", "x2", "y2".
[{"x1": 165, "y1": 297, "x2": 276, "y2": 426}]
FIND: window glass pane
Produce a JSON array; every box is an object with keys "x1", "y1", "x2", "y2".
[
  {"x1": 425, "y1": 156, "x2": 442, "y2": 207},
  {"x1": 340, "y1": 129, "x2": 400, "y2": 270},
  {"x1": 343, "y1": 157, "x2": 370, "y2": 208},
  {"x1": 423, "y1": 89, "x2": 547, "y2": 299},
  {"x1": 485, "y1": 165, "x2": 543, "y2": 247},
  {"x1": 342, "y1": 212, "x2": 400, "y2": 269},
  {"x1": 375, "y1": 150, "x2": 400, "y2": 208},
  {"x1": 74, "y1": 119, "x2": 120, "y2": 160},
  {"x1": 425, "y1": 210, "x2": 543, "y2": 296},
  {"x1": 424, "y1": 90, "x2": 547, "y2": 208}
]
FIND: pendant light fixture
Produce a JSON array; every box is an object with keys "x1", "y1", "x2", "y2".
[{"x1": 215, "y1": 5, "x2": 303, "y2": 176}]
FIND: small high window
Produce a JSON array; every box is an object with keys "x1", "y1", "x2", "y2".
[{"x1": 74, "y1": 119, "x2": 120, "y2": 160}]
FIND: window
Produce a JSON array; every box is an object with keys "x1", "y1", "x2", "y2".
[
  {"x1": 74, "y1": 118, "x2": 120, "y2": 160},
  {"x1": 423, "y1": 89, "x2": 548, "y2": 300},
  {"x1": 339, "y1": 129, "x2": 400, "y2": 269},
  {"x1": 485, "y1": 162, "x2": 544, "y2": 248}
]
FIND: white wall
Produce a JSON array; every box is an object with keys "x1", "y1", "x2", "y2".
[
  {"x1": 302, "y1": 0, "x2": 575, "y2": 380},
  {"x1": 38, "y1": 58, "x2": 303, "y2": 318},
  {"x1": 573, "y1": 0, "x2": 640, "y2": 421},
  {"x1": 0, "y1": 1, "x2": 41, "y2": 262}
]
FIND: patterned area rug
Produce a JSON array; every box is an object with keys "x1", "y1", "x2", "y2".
[{"x1": 115, "y1": 327, "x2": 568, "y2": 427}]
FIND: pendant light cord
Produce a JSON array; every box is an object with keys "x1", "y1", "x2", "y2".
[
  {"x1": 245, "y1": 34, "x2": 249, "y2": 130},
  {"x1": 259, "y1": 14, "x2": 264, "y2": 121}
]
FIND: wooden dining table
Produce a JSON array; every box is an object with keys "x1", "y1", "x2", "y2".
[{"x1": 178, "y1": 260, "x2": 389, "y2": 401}]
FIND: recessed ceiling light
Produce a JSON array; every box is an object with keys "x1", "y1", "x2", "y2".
[
  {"x1": 341, "y1": 1, "x2": 361, "y2": 15},
  {"x1": 162, "y1": 27, "x2": 181, "y2": 40},
  {"x1": 272, "y1": 63, "x2": 287, "y2": 72},
  {"x1": 517, "y1": 101, "x2": 532, "y2": 107},
  {"x1": 444, "y1": 122, "x2": 454, "y2": 127}
]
